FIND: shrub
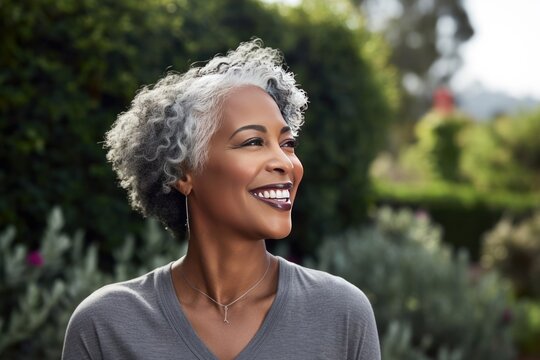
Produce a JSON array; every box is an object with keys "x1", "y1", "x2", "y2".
[
  {"x1": 392, "y1": 110, "x2": 471, "y2": 184},
  {"x1": 481, "y1": 211, "x2": 540, "y2": 298},
  {"x1": 313, "y1": 206, "x2": 516, "y2": 359},
  {"x1": 0, "y1": 208, "x2": 181, "y2": 359},
  {"x1": 411, "y1": 110, "x2": 471, "y2": 182},
  {"x1": 460, "y1": 109, "x2": 540, "y2": 192}
]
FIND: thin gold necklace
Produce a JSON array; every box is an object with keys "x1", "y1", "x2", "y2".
[{"x1": 180, "y1": 256, "x2": 271, "y2": 325}]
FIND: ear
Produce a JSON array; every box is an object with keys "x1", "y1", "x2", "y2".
[{"x1": 173, "y1": 172, "x2": 193, "y2": 196}]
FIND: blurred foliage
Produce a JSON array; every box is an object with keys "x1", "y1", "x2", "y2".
[
  {"x1": 0, "y1": 0, "x2": 397, "y2": 256},
  {"x1": 372, "y1": 180, "x2": 540, "y2": 259},
  {"x1": 460, "y1": 108, "x2": 540, "y2": 192},
  {"x1": 371, "y1": 108, "x2": 472, "y2": 184},
  {"x1": 370, "y1": 107, "x2": 540, "y2": 259},
  {"x1": 0, "y1": 208, "x2": 181, "y2": 359},
  {"x1": 352, "y1": 0, "x2": 473, "y2": 124},
  {"x1": 313, "y1": 206, "x2": 516, "y2": 359},
  {"x1": 481, "y1": 211, "x2": 540, "y2": 298},
  {"x1": 404, "y1": 109, "x2": 470, "y2": 181},
  {"x1": 513, "y1": 299, "x2": 540, "y2": 356}
]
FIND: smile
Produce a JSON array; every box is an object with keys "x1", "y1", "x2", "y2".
[{"x1": 249, "y1": 183, "x2": 293, "y2": 211}]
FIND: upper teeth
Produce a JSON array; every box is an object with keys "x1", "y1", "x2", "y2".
[{"x1": 255, "y1": 189, "x2": 290, "y2": 199}]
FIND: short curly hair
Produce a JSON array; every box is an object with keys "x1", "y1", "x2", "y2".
[{"x1": 104, "y1": 39, "x2": 308, "y2": 235}]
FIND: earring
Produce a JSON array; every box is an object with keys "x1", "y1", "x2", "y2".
[{"x1": 184, "y1": 195, "x2": 190, "y2": 234}]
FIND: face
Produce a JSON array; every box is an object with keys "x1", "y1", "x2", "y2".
[{"x1": 184, "y1": 85, "x2": 303, "y2": 240}]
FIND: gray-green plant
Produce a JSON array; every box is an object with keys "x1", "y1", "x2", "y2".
[
  {"x1": 314, "y1": 206, "x2": 516, "y2": 359},
  {"x1": 0, "y1": 208, "x2": 182, "y2": 359}
]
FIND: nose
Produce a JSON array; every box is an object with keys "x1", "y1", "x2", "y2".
[{"x1": 266, "y1": 145, "x2": 295, "y2": 174}]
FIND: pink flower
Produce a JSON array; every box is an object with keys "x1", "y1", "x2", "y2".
[
  {"x1": 415, "y1": 210, "x2": 429, "y2": 221},
  {"x1": 26, "y1": 250, "x2": 44, "y2": 267}
]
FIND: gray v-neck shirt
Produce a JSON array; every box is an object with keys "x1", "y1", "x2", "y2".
[{"x1": 62, "y1": 257, "x2": 380, "y2": 359}]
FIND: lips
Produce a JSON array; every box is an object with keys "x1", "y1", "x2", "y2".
[{"x1": 249, "y1": 182, "x2": 293, "y2": 211}]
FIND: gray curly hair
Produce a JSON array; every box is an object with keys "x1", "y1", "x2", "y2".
[{"x1": 104, "y1": 39, "x2": 308, "y2": 235}]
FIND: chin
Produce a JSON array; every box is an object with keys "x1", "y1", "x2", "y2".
[
  {"x1": 267, "y1": 231, "x2": 291, "y2": 240},
  {"x1": 263, "y1": 222, "x2": 292, "y2": 240}
]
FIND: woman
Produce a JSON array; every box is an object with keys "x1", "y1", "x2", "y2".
[{"x1": 62, "y1": 39, "x2": 380, "y2": 360}]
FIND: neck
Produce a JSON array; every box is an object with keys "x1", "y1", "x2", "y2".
[{"x1": 178, "y1": 231, "x2": 271, "y2": 305}]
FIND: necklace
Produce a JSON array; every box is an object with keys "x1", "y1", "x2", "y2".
[{"x1": 180, "y1": 256, "x2": 272, "y2": 325}]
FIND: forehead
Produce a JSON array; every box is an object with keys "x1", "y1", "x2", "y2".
[{"x1": 219, "y1": 85, "x2": 287, "y2": 131}]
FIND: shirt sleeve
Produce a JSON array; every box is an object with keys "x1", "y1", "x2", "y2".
[
  {"x1": 355, "y1": 292, "x2": 381, "y2": 360},
  {"x1": 61, "y1": 302, "x2": 103, "y2": 360}
]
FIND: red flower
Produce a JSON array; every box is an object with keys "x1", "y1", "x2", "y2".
[{"x1": 26, "y1": 250, "x2": 44, "y2": 267}]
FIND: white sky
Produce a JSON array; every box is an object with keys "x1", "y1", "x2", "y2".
[{"x1": 452, "y1": 0, "x2": 540, "y2": 98}]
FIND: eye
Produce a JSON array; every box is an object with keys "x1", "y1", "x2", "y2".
[
  {"x1": 241, "y1": 137, "x2": 264, "y2": 147},
  {"x1": 281, "y1": 138, "x2": 297, "y2": 149}
]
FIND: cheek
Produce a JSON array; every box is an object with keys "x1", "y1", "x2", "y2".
[
  {"x1": 290, "y1": 155, "x2": 304, "y2": 201},
  {"x1": 292, "y1": 156, "x2": 304, "y2": 184},
  {"x1": 202, "y1": 156, "x2": 256, "y2": 193}
]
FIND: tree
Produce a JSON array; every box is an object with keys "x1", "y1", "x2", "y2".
[{"x1": 352, "y1": 0, "x2": 473, "y2": 122}]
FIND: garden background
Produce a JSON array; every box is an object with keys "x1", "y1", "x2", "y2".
[{"x1": 1, "y1": 0, "x2": 539, "y2": 358}]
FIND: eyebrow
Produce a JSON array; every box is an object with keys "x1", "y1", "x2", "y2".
[{"x1": 229, "y1": 124, "x2": 291, "y2": 139}]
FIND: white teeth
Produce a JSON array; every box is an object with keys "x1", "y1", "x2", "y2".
[{"x1": 253, "y1": 188, "x2": 291, "y2": 199}]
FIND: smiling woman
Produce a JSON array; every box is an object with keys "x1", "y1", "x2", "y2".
[{"x1": 61, "y1": 39, "x2": 380, "y2": 360}]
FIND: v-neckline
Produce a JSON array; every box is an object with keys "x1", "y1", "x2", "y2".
[{"x1": 158, "y1": 256, "x2": 290, "y2": 360}]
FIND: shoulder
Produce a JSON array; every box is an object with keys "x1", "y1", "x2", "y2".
[
  {"x1": 67, "y1": 264, "x2": 166, "y2": 328},
  {"x1": 62, "y1": 264, "x2": 170, "y2": 359},
  {"x1": 277, "y1": 258, "x2": 380, "y2": 358},
  {"x1": 280, "y1": 257, "x2": 373, "y2": 315}
]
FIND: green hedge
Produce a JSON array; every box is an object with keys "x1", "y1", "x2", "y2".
[{"x1": 371, "y1": 180, "x2": 540, "y2": 259}]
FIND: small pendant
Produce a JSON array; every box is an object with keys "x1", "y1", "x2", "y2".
[{"x1": 223, "y1": 305, "x2": 230, "y2": 325}]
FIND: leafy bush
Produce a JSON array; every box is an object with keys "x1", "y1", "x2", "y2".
[
  {"x1": 313, "y1": 206, "x2": 516, "y2": 359},
  {"x1": 460, "y1": 109, "x2": 540, "y2": 192},
  {"x1": 407, "y1": 110, "x2": 471, "y2": 182},
  {"x1": 481, "y1": 211, "x2": 540, "y2": 298},
  {"x1": 0, "y1": 0, "x2": 397, "y2": 257},
  {"x1": 0, "y1": 208, "x2": 181, "y2": 359},
  {"x1": 378, "y1": 109, "x2": 472, "y2": 184}
]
